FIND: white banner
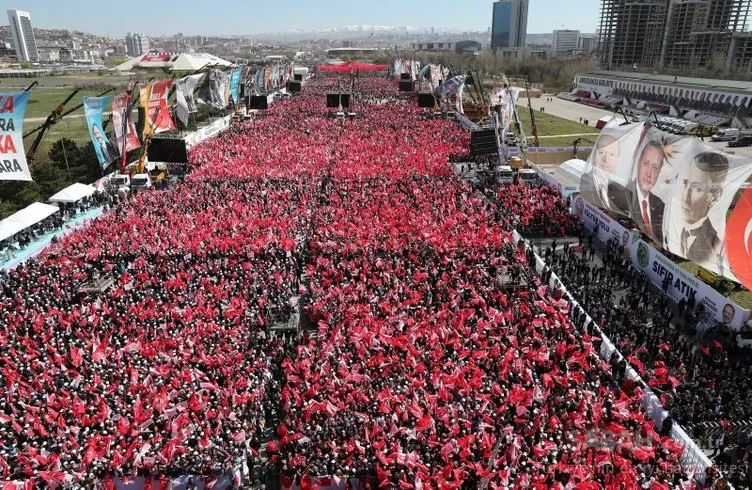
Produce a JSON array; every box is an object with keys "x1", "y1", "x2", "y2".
[{"x1": 175, "y1": 74, "x2": 205, "y2": 127}]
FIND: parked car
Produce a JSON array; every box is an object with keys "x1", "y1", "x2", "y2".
[{"x1": 728, "y1": 136, "x2": 752, "y2": 148}]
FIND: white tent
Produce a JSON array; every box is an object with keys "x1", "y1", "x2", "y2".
[
  {"x1": 0, "y1": 202, "x2": 59, "y2": 243},
  {"x1": 170, "y1": 53, "x2": 233, "y2": 71},
  {"x1": 114, "y1": 52, "x2": 233, "y2": 72},
  {"x1": 49, "y1": 183, "x2": 96, "y2": 203}
]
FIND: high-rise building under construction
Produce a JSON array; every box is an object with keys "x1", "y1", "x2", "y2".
[{"x1": 598, "y1": 0, "x2": 750, "y2": 69}]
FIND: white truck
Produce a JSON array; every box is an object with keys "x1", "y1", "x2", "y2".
[
  {"x1": 496, "y1": 165, "x2": 514, "y2": 184},
  {"x1": 517, "y1": 168, "x2": 539, "y2": 186}
]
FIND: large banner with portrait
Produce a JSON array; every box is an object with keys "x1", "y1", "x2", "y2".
[
  {"x1": 83, "y1": 96, "x2": 118, "y2": 169},
  {"x1": 0, "y1": 92, "x2": 32, "y2": 181},
  {"x1": 139, "y1": 81, "x2": 176, "y2": 136},
  {"x1": 577, "y1": 122, "x2": 752, "y2": 291},
  {"x1": 112, "y1": 92, "x2": 141, "y2": 156}
]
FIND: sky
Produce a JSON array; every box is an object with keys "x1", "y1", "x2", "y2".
[{"x1": 12, "y1": 0, "x2": 601, "y2": 37}]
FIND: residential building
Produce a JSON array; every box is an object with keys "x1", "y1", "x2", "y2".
[
  {"x1": 579, "y1": 35, "x2": 599, "y2": 55},
  {"x1": 552, "y1": 29, "x2": 580, "y2": 56},
  {"x1": 491, "y1": 0, "x2": 529, "y2": 50},
  {"x1": 7, "y1": 9, "x2": 39, "y2": 62},
  {"x1": 125, "y1": 32, "x2": 150, "y2": 56}
]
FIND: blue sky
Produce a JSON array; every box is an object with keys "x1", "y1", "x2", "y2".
[{"x1": 13, "y1": 0, "x2": 601, "y2": 36}]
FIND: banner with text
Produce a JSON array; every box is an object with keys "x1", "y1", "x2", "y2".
[
  {"x1": 576, "y1": 122, "x2": 752, "y2": 291},
  {"x1": 139, "y1": 81, "x2": 176, "y2": 136},
  {"x1": 84, "y1": 96, "x2": 118, "y2": 168},
  {"x1": 572, "y1": 194, "x2": 749, "y2": 329},
  {"x1": 112, "y1": 92, "x2": 141, "y2": 155},
  {"x1": 0, "y1": 92, "x2": 32, "y2": 181}
]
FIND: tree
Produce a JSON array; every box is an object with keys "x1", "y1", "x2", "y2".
[{"x1": 105, "y1": 56, "x2": 127, "y2": 68}]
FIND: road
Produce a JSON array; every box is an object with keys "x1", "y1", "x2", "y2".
[{"x1": 522, "y1": 95, "x2": 752, "y2": 158}]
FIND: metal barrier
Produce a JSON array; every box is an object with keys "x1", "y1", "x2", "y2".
[{"x1": 510, "y1": 230, "x2": 713, "y2": 484}]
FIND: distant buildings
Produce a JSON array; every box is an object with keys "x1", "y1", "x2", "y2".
[
  {"x1": 491, "y1": 0, "x2": 529, "y2": 50},
  {"x1": 552, "y1": 29, "x2": 580, "y2": 56},
  {"x1": 7, "y1": 9, "x2": 39, "y2": 62},
  {"x1": 598, "y1": 0, "x2": 751, "y2": 69},
  {"x1": 125, "y1": 32, "x2": 150, "y2": 56},
  {"x1": 410, "y1": 40, "x2": 482, "y2": 53}
]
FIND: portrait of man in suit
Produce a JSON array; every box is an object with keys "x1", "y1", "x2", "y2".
[
  {"x1": 610, "y1": 139, "x2": 667, "y2": 245},
  {"x1": 579, "y1": 134, "x2": 619, "y2": 210},
  {"x1": 678, "y1": 152, "x2": 729, "y2": 267}
]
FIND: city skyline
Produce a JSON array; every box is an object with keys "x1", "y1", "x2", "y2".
[{"x1": 4, "y1": 0, "x2": 601, "y2": 38}]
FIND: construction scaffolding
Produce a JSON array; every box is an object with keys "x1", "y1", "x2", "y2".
[
  {"x1": 599, "y1": 0, "x2": 751, "y2": 70},
  {"x1": 727, "y1": 32, "x2": 752, "y2": 71},
  {"x1": 690, "y1": 0, "x2": 751, "y2": 66},
  {"x1": 598, "y1": 0, "x2": 669, "y2": 70}
]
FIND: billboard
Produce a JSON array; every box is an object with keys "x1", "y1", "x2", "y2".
[
  {"x1": 139, "y1": 81, "x2": 176, "y2": 136},
  {"x1": 0, "y1": 92, "x2": 32, "y2": 181},
  {"x1": 83, "y1": 96, "x2": 118, "y2": 169},
  {"x1": 112, "y1": 92, "x2": 141, "y2": 155},
  {"x1": 577, "y1": 122, "x2": 752, "y2": 290}
]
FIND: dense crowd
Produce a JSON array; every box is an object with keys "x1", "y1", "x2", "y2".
[
  {"x1": 543, "y1": 233, "x2": 752, "y2": 486},
  {"x1": 0, "y1": 74, "x2": 706, "y2": 488},
  {"x1": 491, "y1": 184, "x2": 582, "y2": 238}
]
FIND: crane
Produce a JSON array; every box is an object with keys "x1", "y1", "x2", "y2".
[
  {"x1": 23, "y1": 87, "x2": 115, "y2": 163},
  {"x1": 572, "y1": 137, "x2": 597, "y2": 160},
  {"x1": 495, "y1": 73, "x2": 530, "y2": 168},
  {"x1": 524, "y1": 78, "x2": 540, "y2": 147}
]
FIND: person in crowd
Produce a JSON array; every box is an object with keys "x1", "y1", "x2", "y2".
[{"x1": 0, "y1": 74, "x2": 705, "y2": 489}]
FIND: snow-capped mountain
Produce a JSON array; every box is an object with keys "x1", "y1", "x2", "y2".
[{"x1": 257, "y1": 25, "x2": 469, "y2": 41}]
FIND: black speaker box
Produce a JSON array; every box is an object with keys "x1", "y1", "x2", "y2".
[
  {"x1": 326, "y1": 93, "x2": 350, "y2": 108},
  {"x1": 250, "y1": 96, "x2": 269, "y2": 110},
  {"x1": 294, "y1": 74, "x2": 303, "y2": 81},
  {"x1": 418, "y1": 93, "x2": 436, "y2": 108},
  {"x1": 469, "y1": 129, "x2": 499, "y2": 157},
  {"x1": 289, "y1": 81, "x2": 302, "y2": 93},
  {"x1": 400, "y1": 73, "x2": 411, "y2": 80},
  {"x1": 149, "y1": 137, "x2": 188, "y2": 163},
  {"x1": 399, "y1": 81, "x2": 413, "y2": 92}
]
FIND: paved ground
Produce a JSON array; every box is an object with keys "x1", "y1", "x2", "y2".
[
  {"x1": 522, "y1": 96, "x2": 616, "y2": 129},
  {"x1": 523, "y1": 95, "x2": 752, "y2": 158}
]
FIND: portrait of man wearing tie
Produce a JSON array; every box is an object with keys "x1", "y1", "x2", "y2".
[
  {"x1": 678, "y1": 152, "x2": 729, "y2": 267},
  {"x1": 610, "y1": 139, "x2": 667, "y2": 245},
  {"x1": 579, "y1": 134, "x2": 619, "y2": 210}
]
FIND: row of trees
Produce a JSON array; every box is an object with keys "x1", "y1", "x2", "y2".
[{"x1": 376, "y1": 51, "x2": 598, "y2": 92}]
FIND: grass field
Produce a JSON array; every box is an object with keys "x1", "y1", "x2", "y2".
[
  {"x1": 23, "y1": 88, "x2": 107, "y2": 120},
  {"x1": 516, "y1": 105, "x2": 593, "y2": 138},
  {"x1": 1, "y1": 73, "x2": 133, "y2": 89}
]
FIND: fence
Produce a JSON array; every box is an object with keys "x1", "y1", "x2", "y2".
[{"x1": 509, "y1": 230, "x2": 713, "y2": 484}]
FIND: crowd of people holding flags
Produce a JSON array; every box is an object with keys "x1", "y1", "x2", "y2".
[{"x1": 0, "y1": 71, "x2": 725, "y2": 489}]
